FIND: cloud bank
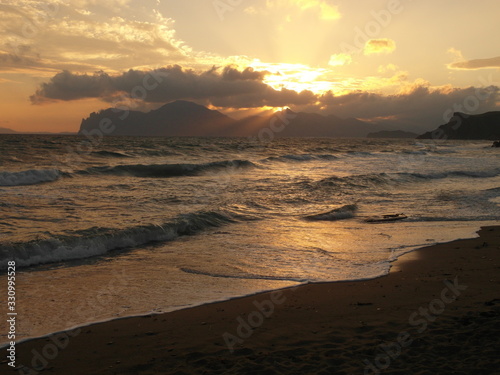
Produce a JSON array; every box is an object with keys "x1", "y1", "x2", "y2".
[
  {"x1": 30, "y1": 65, "x2": 317, "y2": 108},
  {"x1": 31, "y1": 65, "x2": 500, "y2": 132}
]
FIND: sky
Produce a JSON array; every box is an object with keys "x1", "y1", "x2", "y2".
[{"x1": 0, "y1": 0, "x2": 499, "y2": 133}]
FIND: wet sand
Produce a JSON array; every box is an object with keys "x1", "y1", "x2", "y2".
[{"x1": 12, "y1": 226, "x2": 500, "y2": 374}]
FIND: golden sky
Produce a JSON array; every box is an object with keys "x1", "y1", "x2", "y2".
[{"x1": 0, "y1": 0, "x2": 499, "y2": 132}]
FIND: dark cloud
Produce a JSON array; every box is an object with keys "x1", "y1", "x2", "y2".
[
  {"x1": 310, "y1": 84, "x2": 500, "y2": 132},
  {"x1": 30, "y1": 65, "x2": 316, "y2": 108},
  {"x1": 448, "y1": 56, "x2": 500, "y2": 70},
  {"x1": 31, "y1": 70, "x2": 113, "y2": 101}
]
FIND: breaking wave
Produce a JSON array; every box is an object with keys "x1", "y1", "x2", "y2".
[
  {"x1": 0, "y1": 210, "x2": 246, "y2": 268},
  {"x1": 312, "y1": 168, "x2": 500, "y2": 189},
  {"x1": 0, "y1": 169, "x2": 62, "y2": 187},
  {"x1": 303, "y1": 204, "x2": 358, "y2": 221},
  {"x1": 262, "y1": 154, "x2": 338, "y2": 163},
  {"x1": 79, "y1": 159, "x2": 256, "y2": 178}
]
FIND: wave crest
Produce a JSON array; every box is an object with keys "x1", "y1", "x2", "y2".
[
  {"x1": 311, "y1": 168, "x2": 500, "y2": 190},
  {"x1": 0, "y1": 210, "x2": 243, "y2": 268},
  {"x1": 0, "y1": 169, "x2": 62, "y2": 187},
  {"x1": 80, "y1": 160, "x2": 256, "y2": 178},
  {"x1": 303, "y1": 204, "x2": 358, "y2": 221}
]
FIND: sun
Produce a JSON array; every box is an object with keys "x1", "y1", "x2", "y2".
[{"x1": 247, "y1": 61, "x2": 338, "y2": 94}]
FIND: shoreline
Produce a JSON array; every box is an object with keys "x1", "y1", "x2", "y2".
[
  {"x1": 1, "y1": 225, "x2": 476, "y2": 348},
  {"x1": 2, "y1": 221, "x2": 487, "y2": 347},
  {"x1": 11, "y1": 225, "x2": 500, "y2": 374}
]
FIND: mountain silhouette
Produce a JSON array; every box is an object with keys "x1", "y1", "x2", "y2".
[
  {"x1": 417, "y1": 111, "x2": 500, "y2": 140},
  {"x1": 79, "y1": 100, "x2": 234, "y2": 137},
  {"x1": 0, "y1": 127, "x2": 17, "y2": 134},
  {"x1": 79, "y1": 101, "x2": 382, "y2": 138}
]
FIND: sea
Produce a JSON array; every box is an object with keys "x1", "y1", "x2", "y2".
[{"x1": 0, "y1": 134, "x2": 499, "y2": 344}]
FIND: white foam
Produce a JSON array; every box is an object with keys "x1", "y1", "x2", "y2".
[
  {"x1": 1, "y1": 211, "x2": 239, "y2": 268},
  {"x1": 0, "y1": 169, "x2": 61, "y2": 186}
]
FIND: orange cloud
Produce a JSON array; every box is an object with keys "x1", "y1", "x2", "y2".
[
  {"x1": 448, "y1": 56, "x2": 500, "y2": 70},
  {"x1": 364, "y1": 38, "x2": 396, "y2": 55}
]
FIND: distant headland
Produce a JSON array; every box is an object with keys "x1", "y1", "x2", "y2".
[{"x1": 417, "y1": 111, "x2": 500, "y2": 140}]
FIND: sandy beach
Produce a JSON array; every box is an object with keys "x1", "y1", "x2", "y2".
[{"x1": 11, "y1": 226, "x2": 500, "y2": 374}]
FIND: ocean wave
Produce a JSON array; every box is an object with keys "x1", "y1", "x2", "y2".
[
  {"x1": 303, "y1": 204, "x2": 358, "y2": 221},
  {"x1": 79, "y1": 159, "x2": 256, "y2": 178},
  {"x1": 0, "y1": 169, "x2": 62, "y2": 187},
  {"x1": 430, "y1": 149, "x2": 457, "y2": 154},
  {"x1": 346, "y1": 151, "x2": 374, "y2": 156},
  {"x1": 313, "y1": 174, "x2": 392, "y2": 189},
  {"x1": 408, "y1": 169, "x2": 500, "y2": 180},
  {"x1": 403, "y1": 216, "x2": 496, "y2": 223},
  {"x1": 430, "y1": 168, "x2": 500, "y2": 178},
  {"x1": 136, "y1": 149, "x2": 183, "y2": 157},
  {"x1": 312, "y1": 168, "x2": 500, "y2": 189},
  {"x1": 262, "y1": 154, "x2": 338, "y2": 163},
  {"x1": 7, "y1": 156, "x2": 24, "y2": 163},
  {"x1": 0, "y1": 210, "x2": 243, "y2": 268},
  {"x1": 91, "y1": 150, "x2": 132, "y2": 158},
  {"x1": 401, "y1": 150, "x2": 428, "y2": 155}
]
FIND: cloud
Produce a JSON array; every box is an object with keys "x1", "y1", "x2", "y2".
[
  {"x1": 446, "y1": 49, "x2": 500, "y2": 70},
  {"x1": 0, "y1": 0, "x2": 191, "y2": 75},
  {"x1": 364, "y1": 39, "x2": 396, "y2": 55},
  {"x1": 378, "y1": 63, "x2": 398, "y2": 73},
  {"x1": 328, "y1": 53, "x2": 352, "y2": 67},
  {"x1": 312, "y1": 84, "x2": 500, "y2": 132},
  {"x1": 447, "y1": 47, "x2": 464, "y2": 61},
  {"x1": 448, "y1": 56, "x2": 500, "y2": 70},
  {"x1": 30, "y1": 65, "x2": 317, "y2": 108}
]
